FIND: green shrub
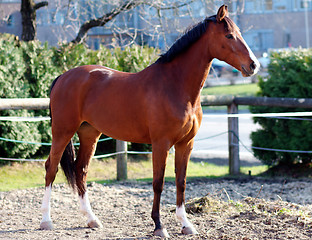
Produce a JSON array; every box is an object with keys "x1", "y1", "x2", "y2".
[
  {"x1": 0, "y1": 34, "x2": 158, "y2": 160},
  {"x1": 250, "y1": 48, "x2": 312, "y2": 166},
  {"x1": 113, "y1": 45, "x2": 159, "y2": 72},
  {"x1": 0, "y1": 34, "x2": 42, "y2": 158},
  {"x1": 0, "y1": 34, "x2": 28, "y2": 98}
]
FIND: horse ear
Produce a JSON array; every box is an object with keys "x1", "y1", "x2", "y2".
[{"x1": 216, "y1": 5, "x2": 228, "y2": 22}]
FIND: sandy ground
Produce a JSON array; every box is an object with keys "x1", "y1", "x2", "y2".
[{"x1": 1, "y1": 178, "x2": 312, "y2": 239}]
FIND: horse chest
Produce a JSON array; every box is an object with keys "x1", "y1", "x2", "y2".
[{"x1": 171, "y1": 107, "x2": 202, "y2": 143}]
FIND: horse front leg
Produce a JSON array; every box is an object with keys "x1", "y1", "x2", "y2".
[
  {"x1": 174, "y1": 139, "x2": 198, "y2": 235},
  {"x1": 151, "y1": 143, "x2": 170, "y2": 238}
]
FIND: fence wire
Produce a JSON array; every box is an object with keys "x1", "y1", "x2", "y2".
[{"x1": 1, "y1": 111, "x2": 312, "y2": 162}]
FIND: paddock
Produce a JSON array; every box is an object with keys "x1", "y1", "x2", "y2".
[{"x1": 1, "y1": 178, "x2": 312, "y2": 239}]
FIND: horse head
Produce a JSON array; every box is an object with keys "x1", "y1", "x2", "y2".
[{"x1": 209, "y1": 5, "x2": 260, "y2": 77}]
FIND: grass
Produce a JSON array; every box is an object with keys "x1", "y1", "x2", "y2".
[
  {"x1": 200, "y1": 83, "x2": 260, "y2": 111},
  {"x1": 0, "y1": 156, "x2": 267, "y2": 191},
  {"x1": 201, "y1": 83, "x2": 260, "y2": 97},
  {"x1": 0, "y1": 161, "x2": 66, "y2": 191}
]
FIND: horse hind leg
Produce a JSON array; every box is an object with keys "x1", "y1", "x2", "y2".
[
  {"x1": 40, "y1": 162, "x2": 53, "y2": 230},
  {"x1": 76, "y1": 122, "x2": 102, "y2": 228},
  {"x1": 40, "y1": 132, "x2": 76, "y2": 230}
]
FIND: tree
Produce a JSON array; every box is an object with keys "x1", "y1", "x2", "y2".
[
  {"x1": 72, "y1": 0, "x2": 140, "y2": 44},
  {"x1": 71, "y1": 0, "x2": 196, "y2": 44},
  {"x1": 21, "y1": 0, "x2": 48, "y2": 41},
  {"x1": 16, "y1": 1, "x2": 242, "y2": 47},
  {"x1": 17, "y1": 0, "x2": 240, "y2": 48}
]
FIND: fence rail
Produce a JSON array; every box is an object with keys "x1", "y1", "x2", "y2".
[
  {"x1": 0, "y1": 98, "x2": 49, "y2": 110},
  {"x1": 1, "y1": 96, "x2": 312, "y2": 178},
  {"x1": 201, "y1": 95, "x2": 312, "y2": 108}
]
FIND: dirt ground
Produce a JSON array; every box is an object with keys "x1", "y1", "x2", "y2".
[{"x1": 1, "y1": 178, "x2": 312, "y2": 239}]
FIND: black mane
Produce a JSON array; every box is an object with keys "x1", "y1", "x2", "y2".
[{"x1": 156, "y1": 15, "x2": 236, "y2": 63}]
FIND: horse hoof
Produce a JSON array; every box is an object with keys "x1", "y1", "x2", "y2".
[
  {"x1": 182, "y1": 226, "x2": 198, "y2": 235},
  {"x1": 87, "y1": 219, "x2": 103, "y2": 229},
  {"x1": 40, "y1": 221, "x2": 53, "y2": 230},
  {"x1": 154, "y1": 228, "x2": 170, "y2": 238}
]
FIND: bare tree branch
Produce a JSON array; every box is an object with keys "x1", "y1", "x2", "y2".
[
  {"x1": 146, "y1": 0, "x2": 195, "y2": 10},
  {"x1": 71, "y1": 0, "x2": 198, "y2": 44},
  {"x1": 71, "y1": 0, "x2": 142, "y2": 44},
  {"x1": 34, "y1": 1, "x2": 48, "y2": 11}
]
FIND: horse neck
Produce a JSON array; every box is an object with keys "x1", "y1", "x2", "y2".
[{"x1": 160, "y1": 35, "x2": 213, "y2": 106}]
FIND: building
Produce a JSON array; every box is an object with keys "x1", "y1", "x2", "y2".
[
  {"x1": 0, "y1": 0, "x2": 76, "y2": 44},
  {"x1": 239, "y1": 0, "x2": 312, "y2": 55},
  {"x1": 0, "y1": 0, "x2": 311, "y2": 56},
  {"x1": 0, "y1": 1, "x2": 21, "y2": 37}
]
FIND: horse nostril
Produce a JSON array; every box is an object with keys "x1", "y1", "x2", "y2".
[{"x1": 250, "y1": 61, "x2": 256, "y2": 71}]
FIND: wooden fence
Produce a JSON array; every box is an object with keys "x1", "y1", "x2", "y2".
[
  {"x1": 201, "y1": 96, "x2": 312, "y2": 175},
  {"x1": 1, "y1": 96, "x2": 312, "y2": 179}
]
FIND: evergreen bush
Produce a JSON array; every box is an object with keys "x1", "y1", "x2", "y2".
[
  {"x1": 0, "y1": 33, "x2": 158, "y2": 160},
  {"x1": 250, "y1": 48, "x2": 312, "y2": 166},
  {"x1": 0, "y1": 34, "x2": 41, "y2": 159}
]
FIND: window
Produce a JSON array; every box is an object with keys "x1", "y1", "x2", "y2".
[
  {"x1": 92, "y1": 38, "x2": 100, "y2": 50},
  {"x1": 243, "y1": 30, "x2": 274, "y2": 51},
  {"x1": 273, "y1": 0, "x2": 289, "y2": 11},
  {"x1": 37, "y1": 9, "x2": 66, "y2": 26},
  {"x1": 265, "y1": 0, "x2": 273, "y2": 11},
  {"x1": 245, "y1": 0, "x2": 293, "y2": 13},
  {"x1": 7, "y1": 15, "x2": 14, "y2": 27},
  {"x1": 245, "y1": 0, "x2": 263, "y2": 13},
  {"x1": 294, "y1": 0, "x2": 312, "y2": 10}
]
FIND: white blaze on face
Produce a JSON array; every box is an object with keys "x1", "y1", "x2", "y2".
[{"x1": 242, "y1": 37, "x2": 260, "y2": 74}]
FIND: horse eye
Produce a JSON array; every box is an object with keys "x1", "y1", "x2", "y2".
[{"x1": 226, "y1": 34, "x2": 234, "y2": 39}]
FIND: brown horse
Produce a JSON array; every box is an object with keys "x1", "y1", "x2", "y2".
[{"x1": 40, "y1": 5, "x2": 259, "y2": 237}]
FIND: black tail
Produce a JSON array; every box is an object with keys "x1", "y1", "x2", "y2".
[
  {"x1": 60, "y1": 140, "x2": 76, "y2": 190},
  {"x1": 50, "y1": 75, "x2": 76, "y2": 190}
]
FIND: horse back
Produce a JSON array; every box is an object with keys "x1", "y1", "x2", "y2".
[{"x1": 50, "y1": 65, "x2": 153, "y2": 143}]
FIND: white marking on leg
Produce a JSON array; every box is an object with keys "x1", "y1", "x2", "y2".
[
  {"x1": 41, "y1": 184, "x2": 52, "y2": 223},
  {"x1": 79, "y1": 192, "x2": 102, "y2": 227},
  {"x1": 176, "y1": 204, "x2": 192, "y2": 228},
  {"x1": 176, "y1": 204, "x2": 198, "y2": 234}
]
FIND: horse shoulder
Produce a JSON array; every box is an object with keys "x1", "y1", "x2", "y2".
[{"x1": 173, "y1": 100, "x2": 202, "y2": 144}]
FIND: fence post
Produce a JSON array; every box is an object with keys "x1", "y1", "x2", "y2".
[
  {"x1": 116, "y1": 140, "x2": 127, "y2": 180},
  {"x1": 227, "y1": 102, "x2": 240, "y2": 175}
]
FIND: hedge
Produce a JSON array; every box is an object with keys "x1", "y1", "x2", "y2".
[
  {"x1": 250, "y1": 48, "x2": 312, "y2": 166},
  {"x1": 0, "y1": 33, "x2": 159, "y2": 160}
]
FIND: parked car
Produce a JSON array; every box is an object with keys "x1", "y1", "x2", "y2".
[
  {"x1": 210, "y1": 59, "x2": 225, "y2": 77},
  {"x1": 209, "y1": 59, "x2": 238, "y2": 77}
]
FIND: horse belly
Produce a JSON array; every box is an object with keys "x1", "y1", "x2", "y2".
[
  {"x1": 83, "y1": 97, "x2": 151, "y2": 144},
  {"x1": 94, "y1": 117, "x2": 150, "y2": 144}
]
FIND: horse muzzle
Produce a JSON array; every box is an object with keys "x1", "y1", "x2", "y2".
[{"x1": 241, "y1": 60, "x2": 260, "y2": 77}]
